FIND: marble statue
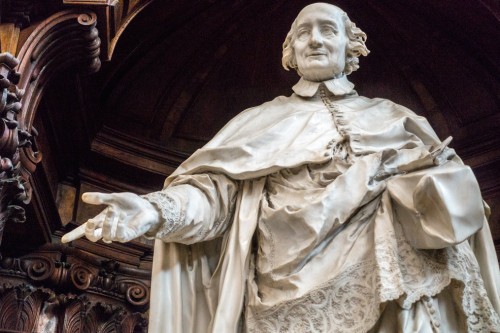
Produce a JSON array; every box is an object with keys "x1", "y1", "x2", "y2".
[{"x1": 63, "y1": 3, "x2": 500, "y2": 332}]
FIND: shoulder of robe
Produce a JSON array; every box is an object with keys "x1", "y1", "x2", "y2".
[
  {"x1": 339, "y1": 96, "x2": 418, "y2": 118},
  {"x1": 165, "y1": 94, "x2": 311, "y2": 184},
  {"x1": 204, "y1": 95, "x2": 297, "y2": 148}
]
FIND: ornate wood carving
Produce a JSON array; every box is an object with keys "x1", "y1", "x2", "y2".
[
  {"x1": 16, "y1": 9, "x2": 101, "y2": 130},
  {"x1": 0, "y1": 244, "x2": 149, "y2": 332},
  {"x1": 63, "y1": 0, "x2": 154, "y2": 60},
  {"x1": 0, "y1": 9, "x2": 102, "y2": 246},
  {"x1": 0, "y1": 285, "x2": 148, "y2": 332},
  {"x1": 0, "y1": 53, "x2": 32, "y2": 245},
  {"x1": 0, "y1": 10, "x2": 102, "y2": 246},
  {"x1": 0, "y1": 284, "x2": 49, "y2": 332}
]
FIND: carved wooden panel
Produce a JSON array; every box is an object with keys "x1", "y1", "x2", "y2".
[{"x1": 0, "y1": 244, "x2": 149, "y2": 333}]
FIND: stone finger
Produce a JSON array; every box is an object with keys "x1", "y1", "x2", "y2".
[{"x1": 101, "y1": 208, "x2": 117, "y2": 241}]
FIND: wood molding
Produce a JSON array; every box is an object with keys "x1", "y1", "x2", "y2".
[
  {"x1": 91, "y1": 126, "x2": 188, "y2": 177},
  {"x1": 16, "y1": 9, "x2": 101, "y2": 131},
  {"x1": 0, "y1": 243, "x2": 149, "y2": 332}
]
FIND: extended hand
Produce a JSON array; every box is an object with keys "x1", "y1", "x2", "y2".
[{"x1": 61, "y1": 192, "x2": 160, "y2": 243}]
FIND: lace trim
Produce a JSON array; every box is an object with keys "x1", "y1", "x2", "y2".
[
  {"x1": 246, "y1": 220, "x2": 500, "y2": 333},
  {"x1": 141, "y1": 191, "x2": 185, "y2": 238},
  {"x1": 446, "y1": 244, "x2": 500, "y2": 332},
  {"x1": 392, "y1": 220, "x2": 500, "y2": 332},
  {"x1": 247, "y1": 259, "x2": 381, "y2": 333},
  {"x1": 376, "y1": 220, "x2": 451, "y2": 308}
]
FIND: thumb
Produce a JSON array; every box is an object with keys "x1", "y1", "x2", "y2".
[{"x1": 82, "y1": 192, "x2": 116, "y2": 205}]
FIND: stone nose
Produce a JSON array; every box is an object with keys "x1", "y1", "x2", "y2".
[{"x1": 308, "y1": 28, "x2": 324, "y2": 47}]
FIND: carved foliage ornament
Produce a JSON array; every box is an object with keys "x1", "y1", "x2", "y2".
[
  {"x1": 0, "y1": 53, "x2": 34, "y2": 244},
  {"x1": 0, "y1": 284, "x2": 147, "y2": 332}
]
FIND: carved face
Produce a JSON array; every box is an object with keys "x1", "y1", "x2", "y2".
[{"x1": 293, "y1": 4, "x2": 347, "y2": 81}]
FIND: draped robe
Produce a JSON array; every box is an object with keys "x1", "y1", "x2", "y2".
[{"x1": 145, "y1": 77, "x2": 500, "y2": 332}]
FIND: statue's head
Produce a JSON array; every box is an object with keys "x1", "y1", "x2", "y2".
[{"x1": 282, "y1": 3, "x2": 369, "y2": 81}]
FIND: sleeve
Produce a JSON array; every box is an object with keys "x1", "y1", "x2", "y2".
[
  {"x1": 386, "y1": 156, "x2": 485, "y2": 249},
  {"x1": 142, "y1": 173, "x2": 239, "y2": 244}
]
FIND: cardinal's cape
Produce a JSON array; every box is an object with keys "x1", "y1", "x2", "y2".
[{"x1": 148, "y1": 92, "x2": 500, "y2": 332}]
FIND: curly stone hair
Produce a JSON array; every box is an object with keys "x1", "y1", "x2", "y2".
[{"x1": 282, "y1": 6, "x2": 369, "y2": 76}]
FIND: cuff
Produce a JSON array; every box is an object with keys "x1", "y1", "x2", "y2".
[{"x1": 141, "y1": 191, "x2": 184, "y2": 239}]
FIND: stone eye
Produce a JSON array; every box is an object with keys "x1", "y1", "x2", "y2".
[
  {"x1": 321, "y1": 26, "x2": 336, "y2": 36},
  {"x1": 297, "y1": 29, "x2": 311, "y2": 41}
]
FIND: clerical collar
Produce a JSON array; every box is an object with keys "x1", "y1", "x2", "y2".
[{"x1": 292, "y1": 75, "x2": 355, "y2": 97}]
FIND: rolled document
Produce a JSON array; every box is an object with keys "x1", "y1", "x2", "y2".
[{"x1": 61, "y1": 223, "x2": 87, "y2": 243}]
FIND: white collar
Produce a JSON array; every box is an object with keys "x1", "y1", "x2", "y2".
[{"x1": 292, "y1": 75, "x2": 355, "y2": 97}]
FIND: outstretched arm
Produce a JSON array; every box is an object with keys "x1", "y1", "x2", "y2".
[{"x1": 62, "y1": 173, "x2": 239, "y2": 244}]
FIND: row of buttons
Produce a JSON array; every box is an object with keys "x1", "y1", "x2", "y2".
[{"x1": 422, "y1": 295, "x2": 441, "y2": 332}]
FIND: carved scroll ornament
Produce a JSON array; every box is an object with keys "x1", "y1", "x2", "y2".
[
  {"x1": 0, "y1": 244, "x2": 149, "y2": 332},
  {"x1": 16, "y1": 9, "x2": 101, "y2": 199},
  {"x1": 0, "y1": 245, "x2": 150, "y2": 310}
]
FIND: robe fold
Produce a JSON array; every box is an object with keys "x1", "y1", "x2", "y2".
[{"x1": 147, "y1": 81, "x2": 500, "y2": 333}]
